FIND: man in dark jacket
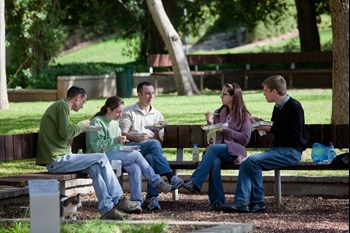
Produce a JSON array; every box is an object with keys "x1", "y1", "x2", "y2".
[{"x1": 221, "y1": 75, "x2": 307, "y2": 213}]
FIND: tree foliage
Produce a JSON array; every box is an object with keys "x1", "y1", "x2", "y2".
[{"x1": 4, "y1": 0, "x2": 332, "y2": 89}]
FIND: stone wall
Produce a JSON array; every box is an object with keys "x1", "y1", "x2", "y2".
[{"x1": 8, "y1": 71, "x2": 332, "y2": 102}]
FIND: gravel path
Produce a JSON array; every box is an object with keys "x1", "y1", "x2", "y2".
[{"x1": 0, "y1": 192, "x2": 348, "y2": 232}]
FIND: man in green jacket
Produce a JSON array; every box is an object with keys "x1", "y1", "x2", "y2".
[{"x1": 36, "y1": 86, "x2": 141, "y2": 220}]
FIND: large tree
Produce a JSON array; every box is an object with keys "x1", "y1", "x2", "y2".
[
  {"x1": 295, "y1": 0, "x2": 321, "y2": 51},
  {"x1": 146, "y1": 0, "x2": 199, "y2": 95},
  {"x1": 0, "y1": 0, "x2": 9, "y2": 109},
  {"x1": 329, "y1": 0, "x2": 349, "y2": 124}
]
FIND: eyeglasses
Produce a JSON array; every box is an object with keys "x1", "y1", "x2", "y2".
[{"x1": 220, "y1": 93, "x2": 231, "y2": 97}]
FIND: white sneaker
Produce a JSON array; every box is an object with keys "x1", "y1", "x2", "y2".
[
  {"x1": 146, "y1": 197, "x2": 161, "y2": 210},
  {"x1": 170, "y1": 175, "x2": 184, "y2": 189}
]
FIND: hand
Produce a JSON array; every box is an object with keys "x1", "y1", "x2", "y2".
[
  {"x1": 81, "y1": 120, "x2": 91, "y2": 131},
  {"x1": 129, "y1": 131, "x2": 149, "y2": 142},
  {"x1": 250, "y1": 116, "x2": 261, "y2": 123},
  {"x1": 205, "y1": 111, "x2": 214, "y2": 125},
  {"x1": 118, "y1": 136, "x2": 129, "y2": 144},
  {"x1": 256, "y1": 125, "x2": 271, "y2": 132}
]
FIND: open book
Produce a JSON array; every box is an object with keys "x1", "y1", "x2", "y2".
[{"x1": 251, "y1": 120, "x2": 273, "y2": 136}]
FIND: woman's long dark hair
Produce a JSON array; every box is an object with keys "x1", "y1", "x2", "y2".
[
  {"x1": 91, "y1": 96, "x2": 124, "y2": 119},
  {"x1": 215, "y1": 83, "x2": 250, "y2": 123}
]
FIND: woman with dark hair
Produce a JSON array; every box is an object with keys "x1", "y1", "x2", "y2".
[
  {"x1": 86, "y1": 96, "x2": 174, "y2": 211},
  {"x1": 181, "y1": 83, "x2": 252, "y2": 211}
]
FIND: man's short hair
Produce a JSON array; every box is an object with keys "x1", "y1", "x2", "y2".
[
  {"x1": 66, "y1": 86, "x2": 87, "y2": 99},
  {"x1": 137, "y1": 82, "x2": 153, "y2": 93},
  {"x1": 262, "y1": 75, "x2": 287, "y2": 95}
]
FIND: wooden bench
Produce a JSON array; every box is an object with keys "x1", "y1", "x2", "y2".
[
  {"x1": 149, "y1": 52, "x2": 332, "y2": 91},
  {"x1": 0, "y1": 124, "x2": 348, "y2": 204}
]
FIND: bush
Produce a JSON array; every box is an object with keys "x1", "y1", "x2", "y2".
[{"x1": 7, "y1": 61, "x2": 147, "y2": 89}]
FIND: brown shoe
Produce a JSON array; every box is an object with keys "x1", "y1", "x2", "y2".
[
  {"x1": 115, "y1": 196, "x2": 142, "y2": 214},
  {"x1": 100, "y1": 208, "x2": 129, "y2": 220}
]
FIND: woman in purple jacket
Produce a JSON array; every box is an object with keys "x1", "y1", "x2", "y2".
[{"x1": 181, "y1": 83, "x2": 251, "y2": 211}]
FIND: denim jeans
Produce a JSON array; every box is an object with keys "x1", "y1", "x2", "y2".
[
  {"x1": 128, "y1": 139, "x2": 172, "y2": 199},
  {"x1": 190, "y1": 144, "x2": 236, "y2": 208},
  {"x1": 235, "y1": 147, "x2": 301, "y2": 204},
  {"x1": 46, "y1": 153, "x2": 123, "y2": 216},
  {"x1": 106, "y1": 149, "x2": 164, "y2": 203}
]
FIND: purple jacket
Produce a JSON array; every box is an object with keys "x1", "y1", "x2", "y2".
[{"x1": 213, "y1": 107, "x2": 251, "y2": 164}]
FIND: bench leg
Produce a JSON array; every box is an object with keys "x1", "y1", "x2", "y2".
[
  {"x1": 172, "y1": 169, "x2": 179, "y2": 201},
  {"x1": 118, "y1": 173, "x2": 123, "y2": 189},
  {"x1": 274, "y1": 169, "x2": 282, "y2": 205}
]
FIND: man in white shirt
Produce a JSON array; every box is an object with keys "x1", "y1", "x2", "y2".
[{"x1": 120, "y1": 82, "x2": 183, "y2": 211}]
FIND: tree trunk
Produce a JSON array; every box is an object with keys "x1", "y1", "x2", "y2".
[
  {"x1": 295, "y1": 0, "x2": 321, "y2": 51},
  {"x1": 329, "y1": 0, "x2": 349, "y2": 124},
  {"x1": 0, "y1": 0, "x2": 9, "y2": 109},
  {"x1": 146, "y1": 0, "x2": 200, "y2": 95}
]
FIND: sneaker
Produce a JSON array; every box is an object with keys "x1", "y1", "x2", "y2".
[
  {"x1": 220, "y1": 200, "x2": 249, "y2": 213},
  {"x1": 211, "y1": 203, "x2": 223, "y2": 212},
  {"x1": 170, "y1": 175, "x2": 184, "y2": 189},
  {"x1": 181, "y1": 180, "x2": 200, "y2": 193},
  {"x1": 100, "y1": 208, "x2": 129, "y2": 220},
  {"x1": 249, "y1": 202, "x2": 267, "y2": 213},
  {"x1": 156, "y1": 181, "x2": 173, "y2": 194},
  {"x1": 115, "y1": 196, "x2": 142, "y2": 214},
  {"x1": 145, "y1": 197, "x2": 161, "y2": 211}
]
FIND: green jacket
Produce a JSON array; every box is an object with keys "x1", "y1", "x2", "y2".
[
  {"x1": 36, "y1": 99, "x2": 84, "y2": 165},
  {"x1": 86, "y1": 116, "x2": 122, "y2": 154}
]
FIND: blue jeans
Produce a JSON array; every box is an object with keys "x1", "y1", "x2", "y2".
[
  {"x1": 46, "y1": 153, "x2": 123, "y2": 216},
  {"x1": 235, "y1": 147, "x2": 301, "y2": 204},
  {"x1": 128, "y1": 139, "x2": 172, "y2": 199},
  {"x1": 106, "y1": 149, "x2": 164, "y2": 204},
  {"x1": 190, "y1": 144, "x2": 236, "y2": 208}
]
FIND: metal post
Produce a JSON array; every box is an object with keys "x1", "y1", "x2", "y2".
[{"x1": 274, "y1": 169, "x2": 282, "y2": 205}]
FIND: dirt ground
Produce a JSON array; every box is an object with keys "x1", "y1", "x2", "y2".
[{"x1": 0, "y1": 192, "x2": 348, "y2": 233}]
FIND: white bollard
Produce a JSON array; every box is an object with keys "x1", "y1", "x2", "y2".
[
  {"x1": 29, "y1": 179, "x2": 60, "y2": 233},
  {"x1": 111, "y1": 160, "x2": 122, "y2": 177}
]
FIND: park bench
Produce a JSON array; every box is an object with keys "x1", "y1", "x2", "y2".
[
  {"x1": 0, "y1": 123, "x2": 348, "y2": 204},
  {"x1": 148, "y1": 52, "x2": 332, "y2": 91}
]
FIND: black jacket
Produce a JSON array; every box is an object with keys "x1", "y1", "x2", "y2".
[{"x1": 269, "y1": 97, "x2": 307, "y2": 152}]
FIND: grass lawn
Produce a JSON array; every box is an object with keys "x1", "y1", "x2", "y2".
[{"x1": 0, "y1": 220, "x2": 169, "y2": 233}]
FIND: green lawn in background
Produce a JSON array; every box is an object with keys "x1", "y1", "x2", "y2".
[{"x1": 53, "y1": 37, "x2": 137, "y2": 65}]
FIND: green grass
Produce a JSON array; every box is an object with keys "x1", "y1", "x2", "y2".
[
  {"x1": 53, "y1": 37, "x2": 137, "y2": 65},
  {"x1": 0, "y1": 220, "x2": 169, "y2": 233}
]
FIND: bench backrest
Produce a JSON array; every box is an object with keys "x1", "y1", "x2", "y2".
[
  {"x1": 149, "y1": 52, "x2": 332, "y2": 69},
  {"x1": 0, "y1": 124, "x2": 348, "y2": 161}
]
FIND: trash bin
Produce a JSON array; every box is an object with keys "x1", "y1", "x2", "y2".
[{"x1": 116, "y1": 66, "x2": 133, "y2": 98}]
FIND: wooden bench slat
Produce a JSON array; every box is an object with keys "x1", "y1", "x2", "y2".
[
  {"x1": 178, "y1": 125, "x2": 191, "y2": 148},
  {"x1": 13, "y1": 134, "x2": 23, "y2": 160},
  {"x1": 4, "y1": 135, "x2": 14, "y2": 161},
  {"x1": 336, "y1": 124, "x2": 349, "y2": 149},
  {"x1": 168, "y1": 161, "x2": 349, "y2": 171},
  {"x1": 164, "y1": 125, "x2": 178, "y2": 147},
  {"x1": 0, "y1": 172, "x2": 88, "y2": 187},
  {"x1": 191, "y1": 125, "x2": 205, "y2": 147},
  {"x1": 0, "y1": 135, "x2": 5, "y2": 161},
  {"x1": 307, "y1": 124, "x2": 322, "y2": 147}
]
